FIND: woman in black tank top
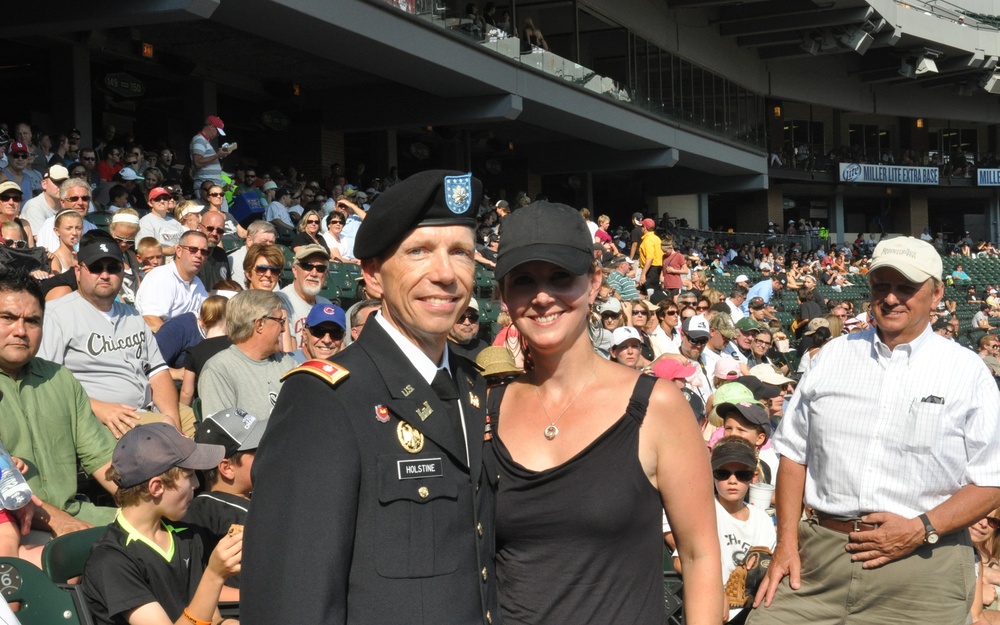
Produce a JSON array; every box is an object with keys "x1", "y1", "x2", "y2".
[{"x1": 487, "y1": 202, "x2": 723, "y2": 625}]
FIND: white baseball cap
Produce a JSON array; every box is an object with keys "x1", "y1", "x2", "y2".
[
  {"x1": 611, "y1": 326, "x2": 642, "y2": 348},
  {"x1": 869, "y1": 236, "x2": 942, "y2": 283}
]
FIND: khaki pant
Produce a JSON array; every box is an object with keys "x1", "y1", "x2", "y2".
[
  {"x1": 746, "y1": 519, "x2": 975, "y2": 625},
  {"x1": 136, "y1": 404, "x2": 197, "y2": 437}
]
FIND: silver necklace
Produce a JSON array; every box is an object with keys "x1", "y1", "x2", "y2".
[{"x1": 534, "y1": 362, "x2": 597, "y2": 441}]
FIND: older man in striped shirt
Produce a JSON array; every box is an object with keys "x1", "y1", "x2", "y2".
[{"x1": 749, "y1": 236, "x2": 1000, "y2": 625}]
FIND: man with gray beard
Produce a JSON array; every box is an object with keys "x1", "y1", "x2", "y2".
[
  {"x1": 278, "y1": 244, "x2": 332, "y2": 343},
  {"x1": 39, "y1": 236, "x2": 185, "y2": 439}
]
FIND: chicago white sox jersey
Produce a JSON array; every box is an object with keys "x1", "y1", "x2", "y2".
[{"x1": 39, "y1": 293, "x2": 167, "y2": 409}]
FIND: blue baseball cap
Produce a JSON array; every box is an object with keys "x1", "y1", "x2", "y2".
[{"x1": 305, "y1": 303, "x2": 346, "y2": 330}]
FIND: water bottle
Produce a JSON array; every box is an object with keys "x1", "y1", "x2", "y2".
[{"x1": 0, "y1": 393, "x2": 31, "y2": 511}]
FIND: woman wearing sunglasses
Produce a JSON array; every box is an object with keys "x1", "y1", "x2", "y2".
[
  {"x1": 243, "y1": 243, "x2": 295, "y2": 351},
  {"x1": 292, "y1": 209, "x2": 329, "y2": 255},
  {"x1": 484, "y1": 201, "x2": 721, "y2": 625},
  {"x1": 971, "y1": 510, "x2": 1000, "y2": 622}
]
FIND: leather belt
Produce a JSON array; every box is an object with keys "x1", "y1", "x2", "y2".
[{"x1": 812, "y1": 512, "x2": 879, "y2": 534}]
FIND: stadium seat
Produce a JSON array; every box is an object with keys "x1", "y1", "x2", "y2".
[
  {"x1": 0, "y1": 556, "x2": 89, "y2": 625},
  {"x1": 42, "y1": 526, "x2": 106, "y2": 584}
]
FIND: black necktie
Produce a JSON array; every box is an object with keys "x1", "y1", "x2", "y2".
[{"x1": 431, "y1": 368, "x2": 467, "y2": 454}]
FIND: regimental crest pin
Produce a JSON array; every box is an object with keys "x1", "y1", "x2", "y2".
[
  {"x1": 375, "y1": 405, "x2": 390, "y2": 423},
  {"x1": 469, "y1": 392, "x2": 480, "y2": 408},
  {"x1": 444, "y1": 173, "x2": 473, "y2": 215}
]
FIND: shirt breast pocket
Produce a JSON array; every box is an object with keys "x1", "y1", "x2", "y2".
[
  {"x1": 904, "y1": 401, "x2": 945, "y2": 454},
  {"x1": 374, "y1": 454, "x2": 461, "y2": 579}
]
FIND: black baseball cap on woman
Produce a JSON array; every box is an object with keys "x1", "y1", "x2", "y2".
[{"x1": 495, "y1": 201, "x2": 593, "y2": 280}]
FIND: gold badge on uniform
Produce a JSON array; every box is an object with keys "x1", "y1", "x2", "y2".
[
  {"x1": 469, "y1": 392, "x2": 480, "y2": 408},
  {"x1": 401, "y1": 384, "x2": 415, "y2": 397},
  {"x1": 397, "y1": 421, "x2": 425, "y2": 453}
]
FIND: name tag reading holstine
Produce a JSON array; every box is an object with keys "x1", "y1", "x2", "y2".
[{"x1": 398, "y1": 458, "x2": 444, "y2": 480}]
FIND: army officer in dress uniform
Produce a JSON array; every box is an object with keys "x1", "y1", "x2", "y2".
[{"x1": 242, "y1": 170, "x2": 499, "y2": 625}]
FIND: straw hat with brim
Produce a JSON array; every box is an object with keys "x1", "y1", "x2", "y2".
[
  {"x1": 475, "y1": 346, "x2": 523, "y2": 378},
  {"x1": 802, "y1": 317, "x2": 830, "y2": 336}
]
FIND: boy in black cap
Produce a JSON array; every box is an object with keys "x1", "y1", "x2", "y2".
[
  {"x1": 673, "y1": 436, "x2": 775, "y2": 624},
  {"x1": 82, "y1": 423, "x2": 241, "y2": 625},
  {"x1": 183, "y1": 407, "x2": 267, "y2": 598}
]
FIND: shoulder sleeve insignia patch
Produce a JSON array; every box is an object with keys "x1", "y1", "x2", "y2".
[{"x1": 281, "y1": 359, "x2": 350, "y2": 387}]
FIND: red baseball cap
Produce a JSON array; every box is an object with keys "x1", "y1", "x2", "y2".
[
  {"x1": 642, "y1": 218, "x2": 655, "y2": 229},
  {"x1": 205, "y1": 115, "x2": 226, "y2": 136},
  {"x1": 148, "y1": 187, "x2": 171, "y2": 202},
  {"x1": 9, "y1": 141, "x2": 29, "y2": 155}
]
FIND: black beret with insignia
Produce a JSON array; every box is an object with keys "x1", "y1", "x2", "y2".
[{"x1": 354, "y1": 169, "x2": 482, "y2": 260}]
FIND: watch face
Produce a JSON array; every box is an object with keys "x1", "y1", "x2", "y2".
[{"x1": 927, "y1": 533, "x2": 940, "y2": 544}]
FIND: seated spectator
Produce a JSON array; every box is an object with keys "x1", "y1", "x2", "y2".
[
  {"x1": 174, "y1": 200, "x2": 203, "y2": 234},
  {"x1": 448, "y1": 299, "x2": 487, "y2": 360},
  {"x1": 135, "y1": 237, "x2": 164, "y2": 274},
  {"x1": 265, "y1": 186, "x2": 295, "y2": 233},
  {"x1": 198, "y1": 290, "x2": 296, "y2": 418},
  {"x1": 344, "y1": 297, "x2": 381, "y2": 346},
  {"x1": 178, "y1": 283, "x2": 241, "y2": 408},
  {"x1": 19, "y1": 163, "x2": 67, "y2": 234},
  {"x1": 296, "y1": 303, "x2": 347, "y2": 361},
  {"x1": 0, "y1": 266, "x2": 119, "y2": 565},
  {"x1": 278, "y1": 244, "x2": 331, "y2": 343},
  {"x1": 184, "y1": 407, "x2": 268, "y2": 599},
  {"x1": 35, "y1": 178, "x2": 98, "y2": 252},
  {"x1": 109, "y1": 210, "x2": 142, "y2": 305},
  {"x1": 230, "y1": 221, "x2": 277, "y2": 288},
  {"x1": 672, "y1": 436, "x2": 775, "y2": 624},
  {"x1": 197, "y1": 210, "x2": 232, "y2": 289},
  {"x1": 137, "y1": 187, "x2": 184, "y2": 257},
  {"x1": 49, "y1": 209, "x2": 84, "y2": 274},
  {"x1": 978, "y1": 335, "x2": 1000, "y2": 386},
  {"x1": 40, "y1": 237, "x2": 190, "y2": 438},
  {"x1": 135, "y1": 231, "x2": 210, "y2": 332},
  {"x1": 155, "y1": 294, "x2": 229, "y2": 379},
  {"x1": 291, "y1": 208, "x2": 329, "y2": 254},
  {"x1": 797, "y1": 320, "x2": 832, "y2": 374},
  {"x1": 81, "y1": 423, "x2": 241, "y2": 625},
  {"x1": 975, "y1": 303, "x2": 996, "y2": 331},
  {"x1": 610, "y1": 326, "x2": 651, "y2": 371},
  {"x1": 651, "y1": 358, "x2": 704, "y2": 422},
  {"x1": 952, "y1": 264, "x2": 972, "y2": 284}
]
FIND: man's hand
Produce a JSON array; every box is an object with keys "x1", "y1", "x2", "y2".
[
  {"x1": 753, "y1": 540, "x2": 801, "y2": 608},
  {"x1": 90, "y1": 399, "x2": 141, "y2": 439},
  {"x1": 35, "y1": 505, "x2": 92, "y2": 537},
  {"x1": 846, "y1": 512, "x2": 924, "y2": 569},
  {"x1": 11, "y1": 496, "x2": 41, "y2": 536}
]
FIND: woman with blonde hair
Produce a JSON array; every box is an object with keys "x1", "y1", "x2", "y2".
[{"x1": 173, "y1": 200, "x2": 203, "y2": 232}]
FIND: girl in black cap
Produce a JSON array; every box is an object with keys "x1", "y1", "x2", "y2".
[{"x1": 485, "y1": 201, "x2": 723, "y2": 625}]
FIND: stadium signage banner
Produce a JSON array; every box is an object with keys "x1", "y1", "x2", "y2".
[
  {"x1": 839, "y1": 163, "x2": 939, "y2": 185},
  {"x1": 977, "y1": 169, "x2": 1000, "y2": 186}
]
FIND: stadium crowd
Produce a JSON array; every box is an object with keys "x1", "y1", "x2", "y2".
[{"x1": 0, "y1": 116, "x2": 999, "y2": 625}]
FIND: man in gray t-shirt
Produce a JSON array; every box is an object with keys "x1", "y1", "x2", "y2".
[{"x1": 198, "y1": 290, "x2": 295, "y2": 418}]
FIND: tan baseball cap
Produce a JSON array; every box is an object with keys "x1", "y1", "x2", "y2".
[{"x1": 869, "y1": 236, "x2": 942, "y2": 283}]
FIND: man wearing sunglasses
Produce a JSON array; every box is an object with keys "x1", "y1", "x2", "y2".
[
  {"x1": 300, "y1": 302, "x2": 347, "y2": 360},
  {"x1": 35, "y1": 178, "x2": 98, "y2": 253},
  {"x1": 448, "y1": 298, "x2": 486, "y2": 360},
  {"x1": 196, "y1": 210, "x2": 231, "y2": 289},
  {"x1": 135, "y1": 231, "x2": 209, "y2": 332},
  {"x1": 40, "y1": 238, "x2": 184, "y2": 440},
  {"x1": 672, "y1": 315, "x2": 714, "y2": 407},
  {"x1": 278, "y1": 244, "x2": 332, "y2": 343}
]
